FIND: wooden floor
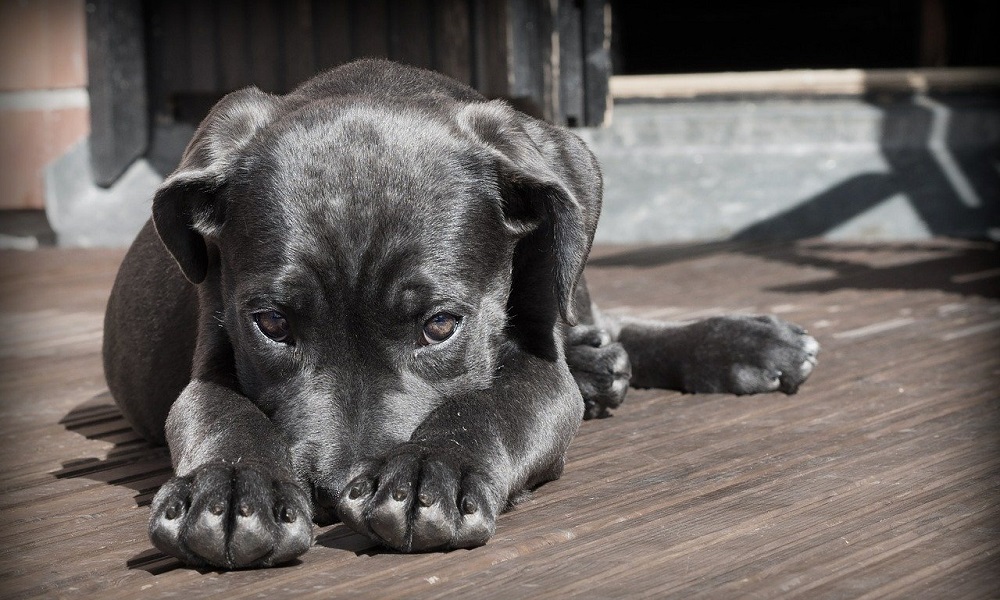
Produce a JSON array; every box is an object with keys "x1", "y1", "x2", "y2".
[{"x1": 1, "y1": 240, "x2": 998, "y2": 598}]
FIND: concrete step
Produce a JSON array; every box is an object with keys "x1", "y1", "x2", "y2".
[
  {"x1": 44, "y1": 124, "x2": 193, "y2": 248},
  {"x1": 578, "y1": 94, "x2": 1000, "y2": 242},
  {"x1": 43, "y1": 95, "x2": 1000, "y2": 247}
]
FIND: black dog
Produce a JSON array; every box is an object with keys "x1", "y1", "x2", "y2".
[{"x1": 103, "y1": 60, "x2": 818, "y2": 569}]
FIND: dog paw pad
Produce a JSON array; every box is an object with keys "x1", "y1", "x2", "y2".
[
  {"x1": 337, "y1": 445, "x2": 498, "y2": 552},
  {"x1": 566, "y1": 325, "x2": 632, "y2": 418},
  {"x1": 149, "y1": 465, "x2": 312, "y2": 568}
]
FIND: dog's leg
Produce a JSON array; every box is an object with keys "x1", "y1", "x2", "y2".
[
  {"x1": 147, "y1": 379, "x2": 313, "y2": 568},
  {"x1": 564, "y1": 325, "x2": 632, "y2": 418},
  {"x1": 104, "y1": 227, "x2": 312, "y2": 568},
  {"x1": 599, "y1": 312, "x2": 820, "y2": 396},
  {"x1": 337, "y1": 350, "x2": 582, "y2": 552},
  {"x1": 560, "y1": 275, "x2": 631, "y2": 418},
  {"x1": 103, "y1": 221, "x2": 198, "y2": 445}
]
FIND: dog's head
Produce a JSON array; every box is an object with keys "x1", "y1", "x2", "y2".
[{"x1": 151, "y1": 77, "x2": 601, "y2": 519}]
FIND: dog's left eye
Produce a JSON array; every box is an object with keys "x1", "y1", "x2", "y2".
[
  {"x1": 254, "y1": 310, "x2": 292, "y2": 343},
  {"x1": 421, "y1": 312, "x2": 461, "y2": 346}
]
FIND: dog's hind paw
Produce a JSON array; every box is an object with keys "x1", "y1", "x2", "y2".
[
  {"x1": 679, "y1": 315, "x2": 819, "y2": 395},
  {"x1": 565, "y1": 325, "x2": 631, "y2": 419},
  {"x1": 337, "y1": 443, "x2": 498, "y2": 552},
  {"x1": 148, "y1": 464, "x2": 313, "y2": 569}
]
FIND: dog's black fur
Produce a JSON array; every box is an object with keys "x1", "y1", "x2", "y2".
[{"x1": 103, "y1": 60, "x2": 819, "y2": 568}]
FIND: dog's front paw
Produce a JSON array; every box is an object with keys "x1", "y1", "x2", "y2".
[
  {"x1": 148, "y1": 464, "x2": 313, "y2": 568},
  {"x1": 683, "y1": 315, "x2": 819, "y2": 395},
  {"x1": 337, "y1": 444, "x2": 498, "y2": 552},
  {"x1": 566, "y1": 325, "x2": 632, "y2": 419}
]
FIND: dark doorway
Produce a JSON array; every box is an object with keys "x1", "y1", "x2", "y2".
[{"x1": 611, "y1": 0, "x2": 999, "y2": 75}]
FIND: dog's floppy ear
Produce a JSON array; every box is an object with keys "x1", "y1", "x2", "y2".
[
  {"x1": 152, "y1": 87, "x2": 281, "y2": 283},
  {"x1": 459, "y1": 100, "x2": 602, "y2": 326}
]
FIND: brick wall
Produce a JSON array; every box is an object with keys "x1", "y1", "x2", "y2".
[{"x1": 0, "y1": 0, "x2": 89, "y2": 210}]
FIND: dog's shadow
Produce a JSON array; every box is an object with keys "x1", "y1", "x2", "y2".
[
  {"x1": 56, "y1": 392, "x2": 184, "y2": 573},
  {"x1": 55, "y1": 391, "x2": 171, "y2": 507},
  {"x1": 56, "y1": 392, "x2": 379, "y2": 573}
]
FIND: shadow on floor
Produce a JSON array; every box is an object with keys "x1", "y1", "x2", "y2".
[
  {"x1": 54, "y1": 391, "x2": 172, "y2": 508},
  {"x1": 315, "y1": 524, "x2": 381, "y2": 555},
  {"x1": 55, "y1": 391, "x2": 380, "y2": 571},
  {"x1": 55, "y1": 392, "x2": 182, "y2": 573},
  {"x1": 589, "y1": 240, "x2": 1000, "y2": 300},
  {"x1": 731, "y1": 94, "x2": 1000, "y2": 242},
  {"x1": 591, "y1": 94, "x2": 999, "y2": 297}
]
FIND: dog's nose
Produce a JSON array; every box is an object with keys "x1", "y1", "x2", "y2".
[{"x1": 311, "y1": 484, "x2": 341, "y2": 525}]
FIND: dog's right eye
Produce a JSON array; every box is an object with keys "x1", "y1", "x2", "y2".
[
  {"x1": 254, "y1": 310, "x2": 292, "y2": 343},
  {"x1": 421, "y1": 312, "x2": 460, "y2": 346}
]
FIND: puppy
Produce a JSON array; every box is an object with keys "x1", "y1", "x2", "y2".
[{"x1": 103, "y1": 59, "x2": 818, "y2": 568}]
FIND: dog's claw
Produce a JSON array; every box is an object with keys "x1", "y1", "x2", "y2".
[
  {"x1": 337, "y1": 443, "x2": 496, "y2": 552},
  {"x1": 680, "y1": 315, "x2": 820, "y2": 395},
  {"x1": 149, "y1": 464, "x2": 313, "y2": 569},
  {"x1": 461, "y1": 497, "x2": 478, "y2": 515},
  {"x1": 566, "y1": 325, "x2": 631, "y2": 419},
  {"x1": 164, "y1": 503, "x2": 181, "y2": 520}
]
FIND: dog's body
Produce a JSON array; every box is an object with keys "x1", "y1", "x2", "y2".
[{"x1": 103, "y1": 60, "x2": 818, "y2": 568}]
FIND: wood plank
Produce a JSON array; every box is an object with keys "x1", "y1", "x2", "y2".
[
  {"x1": 470, "y1": 0, "x2": 509, "y2": 99},
  {"x1": 247, "y1": 0, "x2": 282, "y2": 93},
  {"x1": 186, "y1": 0, "x2": 219, "y2": 92},
  {"x1": 282, "y1": 0, "x2": 316, "y2": 89},
  {"x1": 505, "y1": 0, "x2": 556, "y2": 121},
  {"x1": 610, "y1": 67, "x2": 1000, "y2": 99},
  {"x1": 0, "y1": 240, "x2": 997, "y2": 597},
  {"x1": 144, "y1": 1, "x2": 185, "y2": 121},
  {"x1": 581, "y1": 0, "x2": 611, "y2": 126},
  {"x1": 557, "y1": 0, "x2": 585, "y2": 127},
  {"x1": 218, "y1": 0, "x2": 251, "y2": 91},
  {"x1": 351, "y1": 0, "x2": 389, "y2": 59},
  {"x1": 86, "y1": 0, "x2": 149, "y2": 186},
  {"x1": 388, "y1": 0, "x2": 433, "y2": 69},
  {"x1": 312, "y1": 0, "x2": 351, "y2": 72},
  {"x1": 432, "y1": 0, "x2": 473, "y2": 85}
]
